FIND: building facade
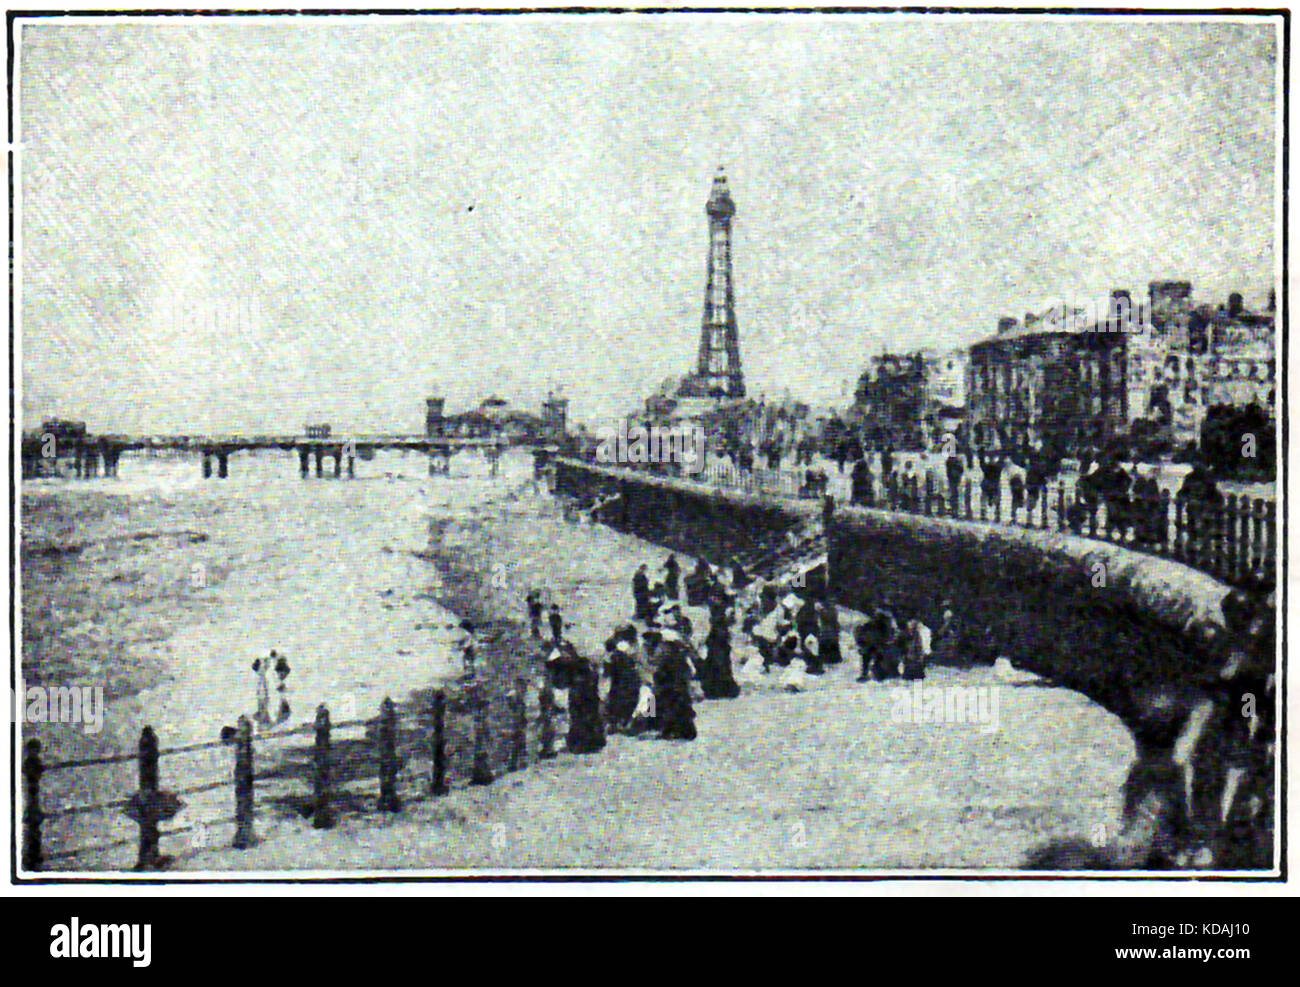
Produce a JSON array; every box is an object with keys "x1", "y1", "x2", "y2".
[
  {"x1": 966, "y1": 282, "x2": 1276, "y2": 455},
  {"x1": 966, "y1": 291, "x2": 1138, "y2": 455}
]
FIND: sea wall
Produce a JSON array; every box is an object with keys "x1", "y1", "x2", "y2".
[
  {"x1": 828, "y1": 506, "x2": 1231, "y2": 724},
  {"x1": 554, "y1": 457, "x2": 818, "y2": 564}
]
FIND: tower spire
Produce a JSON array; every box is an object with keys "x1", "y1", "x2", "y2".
[{"x1": 689, "y1": 168, "x2": 745, "y2": 399}]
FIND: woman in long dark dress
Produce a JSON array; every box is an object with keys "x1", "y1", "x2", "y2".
[
  {"x1": 701, "y1": 610, "x2": 740, "y2": 700},
  {"x1": 547, "y1": 642, "x2": 606, "y2": 754},
  {"x1": 817, "y1": 602, "x2": 842, "y2": 666},
  {"x1": 652, "y1": 631, "x2": 697, "y2": 741},
  {"x1": 605, "y1": 631, "x2": 645, "y2": 733}
]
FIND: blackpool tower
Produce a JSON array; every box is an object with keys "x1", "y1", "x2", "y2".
[{"x1": 685, "y1": 169, "x2": 745, "y2": 399}]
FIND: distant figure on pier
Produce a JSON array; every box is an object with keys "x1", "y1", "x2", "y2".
[
  {"x1": 526, "y1": 589, "x2": 544, "y2": 638},
  {"x1": 663, "y1": 554, "x2": 681, "y2": 600},
  {"x1": 632, "y1": 563, "x2": 652, "y2": 621}
]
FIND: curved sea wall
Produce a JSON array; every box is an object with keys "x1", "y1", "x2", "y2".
[
  {"x1": 553, "y1": 457, "x2": 1275, "y2": 869},
  {"x1": 554, "y1": 457, "x2": 818, "y2": 563},
  {"x1": 829, "y1": 506, "x2": 1232, "y2": 722}
]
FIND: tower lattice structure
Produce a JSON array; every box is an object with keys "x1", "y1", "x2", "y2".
[{"x1": 687, "y1": 170, "x2": 745, "y2": 399}]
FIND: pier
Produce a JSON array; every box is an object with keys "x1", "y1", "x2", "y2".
[{"x1": 21, "y1": 432, "x2": 512, "y2": 481}]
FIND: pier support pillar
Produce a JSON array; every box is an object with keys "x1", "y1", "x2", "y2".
[
  {"x1": 314, "y1": 448, "x2": 324, "y2": 478},
  {"x1": 333, "y1": 450, "x2": 342, "y2": 478},
  {"x1": 347, "y1": 455, "x2": 355, "y2": 478},
  {"x1": 202, "y1": 453, "x2": 212, "y2": 479},
  {"x1": 217, "y1": 450, "x2": 229, "y2": 479},
  {"x1": 298, "y1": 447, "x2": 310, "y2": 478}
]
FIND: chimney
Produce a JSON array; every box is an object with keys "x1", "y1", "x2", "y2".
[
  {"x1": 1228, "y1": 292, "x2": 1244, "y2": 317},
  {"x1": 997, "y1": 316, "x2": 1018, "y2": 335}
]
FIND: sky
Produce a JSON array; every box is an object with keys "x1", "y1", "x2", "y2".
[{"x1": 16, "y1": 13, "x2": 1280, "y2": 433}]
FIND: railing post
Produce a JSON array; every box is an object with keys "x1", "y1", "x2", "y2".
[
  {"x1": 431, "y1": 689, "x2": 449, "y2": 796},
  {"x1": 1250, "y1": 498, "x2": 1265, "y2": 582},
  {"x1": 465, "y1": 681, "x2": 488, "y2": 785},
  {"x1": 313, "y1": 704, "x2": 335, "y2": 829},
  {"x1": 1264, "y1": 501, "x2": 1276, "y2": 584},
  {"x1": 1224, "y1": 495, "x2": 1238, "y2": 582},
  {"x1": 508, "y1": 677, "x2": 528, "y2": 772},
  {"x1": 1156, "y1": 489, "x2": 1171, "y2": 553},
  {"x1": 232, "y1": 715, "x2": 255, "y2": 849},
  {"x1": 22, "y1": 739, "x2": 43, "y2": 872},
  {"x1": 1236, "y1": 496, "x2": 1252, "y2": 584},
  {"x1": 924, "y1": 472, "x2": 934, "y2": 516},
  {"x1": 469, "y1": 681, "x2": 494, "y2": 786},
  {"x1": 1056, "y1": 481, "x2": 1065, "y2": 533},
  {"x1": 377, "y1": 697, "x2": 401, "y2": 812},
  {"x1": 135, "y1": 726, "x2": 161, "y2": 870},
  {"x1": 1211, "y1": 498, "x2": 1226, "y2": 578},
  {"x1": 964, "y1": 477, "x2": 974, "y2": 521},
  {"x1": 1172, "y1": 494, "x2": 1185, "y2": 561},
  {"x1": 538, "y1": 680, "x2": 558, "y2": 760}
]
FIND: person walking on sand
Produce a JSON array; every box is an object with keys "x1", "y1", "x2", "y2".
[
  {"x1": 700, "y1": 604, "x2": 740, "y2": 700},
  {"x1": 817, "y1": 602, "x2": 842, "y2": 666},
  {"x1": 457, "y1": 620, "x2": 479, "y2": 677},
  {"x1": 652, "y1": 628, "x2": 697, "y2": 741},
  {"x1": 526, "y1": 589, "x2": 544, "y2": 638},
  {"x1": 663, "y1": 554, "x2": 681, "y2": 601},
  {"x1": 632, "y1": 563, "x2": 652, "y2": 621},
  {"x1": 252, "y1": 652, "x2": 274, "y2": 729},
  {"x1": 902, "y1": 617, "x2": 931, "y2": 681},
  {"x1": 606, "y1": 628, "x2": 651, "y2": 732},
  {"x1": 547, "y1": 639, "x2": 606, "y2": 754},
  {"x1": 548, "y1": 603, "x2": 564, "y2": 643},
  {"x1": 272, "y1": 650, "x2": 292, "y2": 724}
]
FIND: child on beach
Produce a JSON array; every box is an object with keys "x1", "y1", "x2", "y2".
[{"x1": 252, "y1": 652, "x2": 273, "y2": 728}]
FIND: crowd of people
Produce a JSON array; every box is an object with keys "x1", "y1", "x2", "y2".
[{"x1": 514, "y1": 546, "x2": 953, "y2": 755}]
